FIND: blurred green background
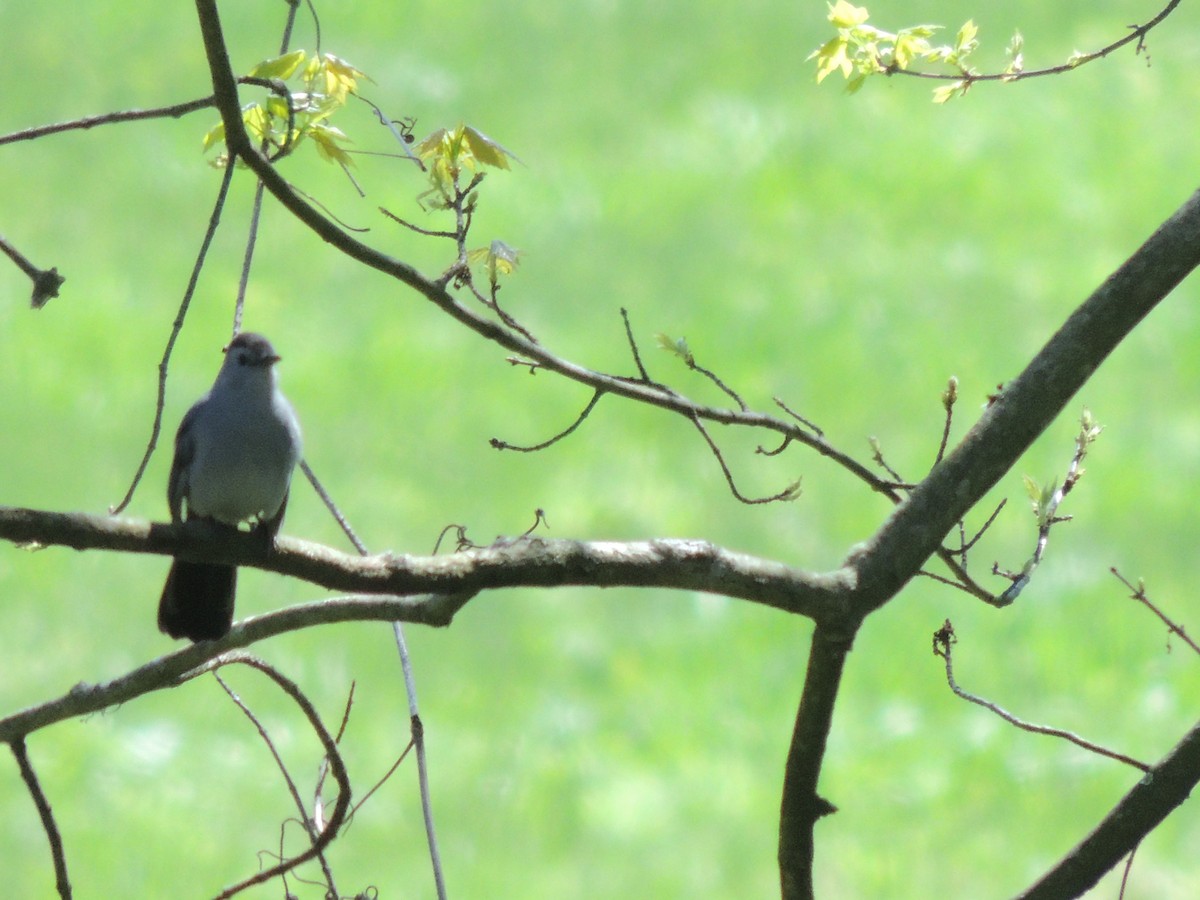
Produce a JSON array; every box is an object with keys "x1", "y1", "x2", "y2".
[{"x1": 3, "y1": 0, "x2": 1200, "y2": 896}]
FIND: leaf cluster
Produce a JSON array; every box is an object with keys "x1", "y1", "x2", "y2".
[
  {"x1": 414, "y1": 123, "x2": 518, "y2": 209},
  {"x1": 808, "y1": 1, "x2": 1023, "y2": 102},
  {"x1": 203, "y1": 50, "x2": 369, "y2": 166}
]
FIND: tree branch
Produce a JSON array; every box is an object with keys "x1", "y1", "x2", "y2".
[
  {"x1": 850, "y1": 188, "x2": 1200, "y2": 612},
  {"x1": 1017, "y1": 718, "x2": 1200, "y2": 899},
  {"x1": 0, "y1": 504, "x2": 850, "y2": 624},
  {"x1": 11, "y1": 738, "x2": 71, "y2": 899},
  {"x1": 778, "y1": 623, "x2": 852, "y2": 900},
  {"x1": 191, "y1": 0, "x2": 900, "y2": 506}
]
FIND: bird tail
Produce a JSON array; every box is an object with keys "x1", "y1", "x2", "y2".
[{"x1": 158, "y1": 559, "x2": 237, "y2": 641}]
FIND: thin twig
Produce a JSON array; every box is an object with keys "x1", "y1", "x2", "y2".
[
  {"x1": 868, "y1": 436, "x2": 906, "y2": 486},
  {"x1": 684, "y1": 354, "x2": 747, "y2": 410},
  {"x1": 491, "y1": 390, "x2": 604, "y2": 452},
  {"x1": 932, "y1": 621, "x2": 1149, "y2": 772},
  {"x1": 394, "y1": 623, "x2": 448, "y2": 900},
  {"x1": 994, "y1": 410, "x2": 1100, "y2": 604},
  {"x1": 690, "y1": 413, "x2": 801, "y2": 505},
  {"x1": 313, "y1": 682, "x2": 359, "y2": 833},
  {"x1": 11, "y1": 738, "x2": 71, "y2": 900},
  {"x1": 301, "y1": 459, "x2": 367, "y2": 553},
  {"x1": 620, "y1": 307, "x2": 652, "y2": 382},
  {"x1": 0, "y1": 97, "x2": 215, "y2": 146},
  {"x1": 1111, "y1": 568, "x2": 1200, "y2": 656},
  {"x1": 0, "y1": 234, "x2": 63, "y2": 308},
  {"x1": 109, "y1": 162, "x2": 237, "y2": 515},
  {"x1": 956, "y1": 498, "x2": 1006, "y2": 555},
  {"x1": 1118, "y1": 843, "x2": 1139, "y2": 900},
  {"x1": 194, "y1": 654, "x2": 351, "y2": 899},
  {"x1": 292, "y1": 457, "x2": 446, "y2": 893},
  {"x1": 773, "y1": 397, "x2": 823, "y2": 438},
  {"x1": 380, "y1": 206, "x2": 457, "y2": 238},
  {"x1": 887, "y1": 0, "x2": 1181, "y2": 87},
  {"x1": 347, "y1": 741, "x2": 415, "y2": 823},
  {"x1": 934, "y1": 376, "x2": 958, "y2": 466},
  {"x1": 214, "y1": 669, "x2": 338, "y2": 896}
]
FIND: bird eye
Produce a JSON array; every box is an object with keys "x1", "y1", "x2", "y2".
[{"x1": 237, "y1": 353, "x2": 249, "y2": 366}]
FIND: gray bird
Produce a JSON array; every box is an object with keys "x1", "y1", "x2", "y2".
[{"x1": 158, "y1": 332, "x2": 302, "y2": 641}]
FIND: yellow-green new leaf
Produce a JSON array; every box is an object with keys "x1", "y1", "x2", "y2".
[
  {"x1": 811, "y1": 36, "x2": 852, "y2": 83},
  {"x1": 309, "y1": 123, "x2": 354, "y2": 166},
  {"x1": 655, "y1": 333, "x2": 694, "y2": 366},
  {"x1": 931, "y1": 79, "x2": 969, "y2": 103},
  {"x1": 469, "y1": 240, "x2": 523, "y2": 282},
  {"x1": 955, "y1": 19, "x2": 978, "y2": 54},
  {"x1": 463, "y1": 126, "x2": 516, "y2": 170},
  {"x1": 893, "y1": 31, "x2": 933, "y2": 70},
  {"x1": 249, "y1": 49, "x2": 306, "y2": 81},
  {"x1": 202, "y1": 121, "x2": 225, "y2": 151},
  {"x1": 827, "y1": 0, "x2": 869, "y2": 29},
  {"x1": 243, "y1": 104, "x2": 271, "y2": 142},
  {"x1": 316, "y1": 54, "x2": 370, "y2": 104}
]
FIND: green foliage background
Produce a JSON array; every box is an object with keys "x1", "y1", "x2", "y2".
[{"x1": 2, "y1": 0, "x2": 1200, "y2": 896}]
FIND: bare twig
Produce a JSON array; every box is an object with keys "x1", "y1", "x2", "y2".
[
  {"x1": 11, "y1": 738, "x2": 71, "y2": 900},
  {"x1": 620, "y1": 307, "x2": 652, "y2": 382},
  {"x1": 293, "y1": 450, "x2": 446, "y2": 895},
  {"x1": 1118, "y1": 843, "x2": 1139, "y2": 900},
  {"x1": 0, "y1": 234, "x2": 64, "y2": 308},
  {"x1": 491, "y1": 390, "x2": 604, "y2": 452},
  {"x1": 954, "y1": 498, "x2": 1006, "y2": 556},
  {"x1": 521, "y1": 508, "x2": 549, "y2": 536},
  {"x1": 1111, "y1": 568, "x2": 1200, "y2": 656},
  {"x1": 773, "y1": 397, "x2": 823, "y2": 439},
  {"x1": 690, "y1": 414, "x2": 801, "y2": 505},
  {"x1": 380, "y1": 205, "x2": 457, "y2": 238},
  {"x1": 347, "y1": 741, "x2": 414, "y2": 823},
  {"x1": 689, "y1": 357, "x2": 747, "y2": 411},
  {"x1": 109, "y1": 162, "x2": 237, "y2": 515},
  {"x1": 394, "y1": 623, "x2": 448, "y2": 900},
  {"x1": 0, "y1": 97, "x2": 215, "y2": 146},
  {"x1": 932, "y1": 621, "x2": 1149, "y2": 771},
  {"x1": 314, "y1": 681, "x2": 358, "y2": 833},
  {"x1": 214, "y1": 668, "x2": 338, "y2": 896},
  {"x1": 301, "y1": 459, "x2": 367, "y2": 553},
  {"x1": 934, "y1": 376, "x2": 957, "y2": 466},
  {"x1": 867, "y1": 436, "x2": 908, "y2": 487},
  {"x1": 190, "y1": 654, "x2": 350, "y2": 898}
]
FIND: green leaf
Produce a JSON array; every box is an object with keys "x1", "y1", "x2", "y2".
[
  {"x1": 463, "y1": 126, "x2": 517, "y2": 169},
  {"x1": 317, "y1": 53, "x2": 371, "y2": 103},
  {"x1": 810, "y1": 36, "x2": 852, "y2": 84},
  {"x1": 308, "y1": 123, "x2": 354, "y2": 166},
  {"x1": 1022, "y1": 474, "x2": 1042, "y2": 503},
  {"x1": 242, "y1": 104, "x2": 271, "y2": 142},
  {"x1": 893, "y1": 31, "x2": 932, "y2": 70},
  {"x1": 780, "y1": 478, "x2": 804, "y2": 502},
  {"x1": 201, "y1": 121, "x2": 225, "y2": 151},
  {"x1": 827, "y1": 0, "x2": 869, "y2": 29},
  {"x1": 931, "y1": 79, "x2": 969, "y2": 103},
  {"x1": 955, "y1": 19, "x2": 978, "y2": 55},
  {"x1": 1002, "y1": 29, "x2": 1025, "y2": 80},
  {"x1": 249, "y1": 49, "x2": 306, "y2": 80},
  {"x1": 655, "y1": 333, "x2": 694, "y2": 365},
  {"x1": 468, "y1": 240, "x2": 522, "y2": 282}
]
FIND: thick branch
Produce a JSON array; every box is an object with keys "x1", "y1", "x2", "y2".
[
  {"x1": 1017, "y1": 718, "x2": 1200, "y2": 899},
  {"x1": 778, "y1": 623, "x2": 852, "y2": 900},
  {"x1": 851, "y1": 188, "x2": 1200, "y2": 610},
  {"x1": 0, "y1": 505, "x2": 850, "y2": 621}
]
